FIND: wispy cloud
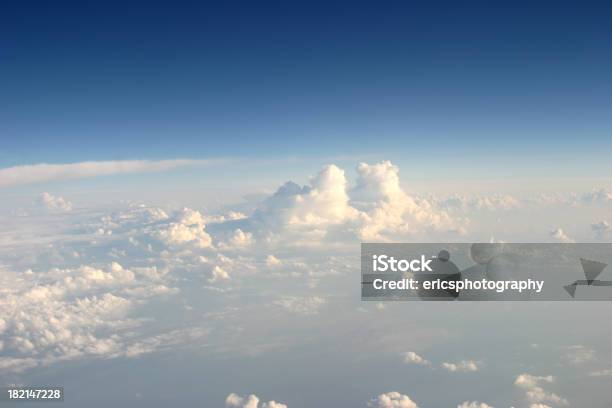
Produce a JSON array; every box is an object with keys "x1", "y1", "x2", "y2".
[
  {"x1": 441, "y1": 360, "x2": 480, "y2": 372},
  {"x1": 0, "y1": 159, "x2": 222, "y2": 188}
]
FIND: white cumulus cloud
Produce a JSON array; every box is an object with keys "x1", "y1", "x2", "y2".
[
  {"x1": 37, "y1": 192, "x2": 73, "y2": 211},
  {"x1": 225, "y1": 393, "x2": 287, "y2": 408},
  {"x1": 549, "y1": 228, "x2": 574, "y2": 243},
  {"x1": 0, "y1": 260, "x2": 181, "y2": 373},
  {"x1": 401, "y1": 351, "x2": 430, "y2": 366},
  {"x1": 155, "y1": 208, "x2": 213, "y2": 248},
  {"x1": 367, "y1": 391, "x2": 419, "y2": 408},
  {"x1": 514, "y1": 374, "x2": 568, "y2": 406},
  {"x1": 219, "y1": 229, "x2": 255, "y2": 249},
  {"x1": 250, "y1": 161, "x2": 461, "y2": 244},
  {"x1": 351, "y1": 161, "x2": 459, "y2": 240}
]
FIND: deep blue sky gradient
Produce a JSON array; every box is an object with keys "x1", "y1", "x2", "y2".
[{"x1": 1, "y1": 1, "x2": 611, "y2": 167}]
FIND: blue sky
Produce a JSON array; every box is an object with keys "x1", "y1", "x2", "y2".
[{"x1": 2, "y1": 1, "x2": 611, "y2": 172}]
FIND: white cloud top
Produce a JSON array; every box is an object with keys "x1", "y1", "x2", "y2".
[
  {"x1": 402, "y1": 351, "x2": 431, "y2": 366},
  {"x1": 368, "y1": 391, "x2": 419, "y2": 408},
  {"x1": 225, "y1": 393, "x2": 287, "y2": 408},
  {"x1": 37, "y1": 192, "x2": 73, "y2": 211},
  {"x1": 514, "y1": 374, "x2": 568, "y2": 406}
]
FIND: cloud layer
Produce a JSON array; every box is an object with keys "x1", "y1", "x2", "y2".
[
  {"x1": 0, "y1": 159, "x2": 217, "y2": 188},
  {"x1": 1, "y1": 159, "x2": 611, "y2": 406}
]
